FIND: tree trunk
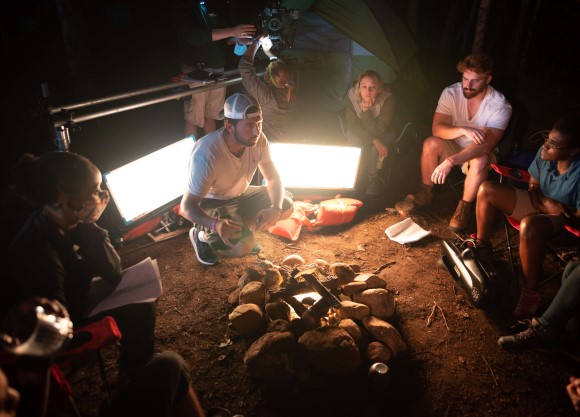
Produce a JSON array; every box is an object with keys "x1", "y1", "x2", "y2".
[{"x1": 472, "y1": 0, "x2": 492, "y2": 53}]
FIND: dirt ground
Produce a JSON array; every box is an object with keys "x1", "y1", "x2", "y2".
[
  {"x1": 63, "y1": 79, "x2": 580, "y2": 417},
  {"x1": 69, "y1": 176, "x2": 580, "y2": 417}
]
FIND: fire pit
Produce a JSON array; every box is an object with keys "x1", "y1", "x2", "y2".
[{"x1": 227, "y1": 254, "x2": 408, "y2": 382}]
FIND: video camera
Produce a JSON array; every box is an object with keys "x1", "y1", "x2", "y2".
[{"x1": 255, "y1": 2, "x2": 299, "y2": 48}]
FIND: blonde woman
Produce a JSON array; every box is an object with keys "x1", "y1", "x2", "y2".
[{"x1": 345, "y1": 70, "x2": 396, "y2": 197}]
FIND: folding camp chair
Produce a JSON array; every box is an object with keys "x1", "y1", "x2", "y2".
[
  {"x1": 57, "y1": 316, "x2": 122, "y2": 403},
  {"x1": 490, "y1": 163, "x2": 580, "y2": 279},
  {"x1": 0, "y1": 315, "x2": 122, "y2": 417}
]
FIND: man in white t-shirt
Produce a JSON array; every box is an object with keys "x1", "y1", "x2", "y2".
[
  {"x1": 180, "y1": 93, "x2": 293, "y2": 265},
  {"x1": 405, "y1": 54, "x2": 512, "y2": 231}
]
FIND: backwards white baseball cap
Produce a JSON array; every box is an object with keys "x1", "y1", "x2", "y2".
[{"x1": 219, "y1": 93, "x2": 262, "y2": 120}]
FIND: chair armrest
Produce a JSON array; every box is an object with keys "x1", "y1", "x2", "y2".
[
  {"x1": 565, "y1": 225, "x2": 580, "y2": 238},
  {"x1": 490, "y1": 164, "x2": 530, "y2": 183},
  {"x1": 57, "y1": 316, "x2": 121, "y2": 362}
]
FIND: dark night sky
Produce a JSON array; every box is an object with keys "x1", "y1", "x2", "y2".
[{"x1": 1, "y1": 0, "x2": 580, "y2": 180}]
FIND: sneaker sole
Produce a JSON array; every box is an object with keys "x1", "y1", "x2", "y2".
[{"x1": 189, "y1": 227, "x2": 217, "y2": 266}]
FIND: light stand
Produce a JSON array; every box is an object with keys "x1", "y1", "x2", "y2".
[{"x1": 46, "y1": 69, "x2": 262, "y2": 153}]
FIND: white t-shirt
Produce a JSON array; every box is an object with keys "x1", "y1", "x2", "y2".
[
  {"x1": 435, "y1": 82, "x2": 512, "y2": 148},
  {"x1": 187, "y1": 127, "x2": 272, "y2": 199}
]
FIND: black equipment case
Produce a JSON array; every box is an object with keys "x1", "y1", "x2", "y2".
[{"x1": 439, "y1": 238, "x2": 500, "y2": 309}]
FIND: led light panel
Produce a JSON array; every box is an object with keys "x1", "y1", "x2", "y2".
[
  {"x1": 104, "y1": 137, "x2": 195, "y2": 225},
  {"x1": 269, "y1": 143, "x2": 361, "y2": 190}
]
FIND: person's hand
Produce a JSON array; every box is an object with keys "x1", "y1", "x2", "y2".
[
  {"x1": 361, "y1": 98, "x2": 375, "y2": 111},
  {"x1": 255, "y1": 207, "x2": 282, "y2": 231},
  {"x1": 529, "y1": 188, "x2": 572, "y2": 218},
  {"x1": 237, "y1": 37, "x2": 253, "y2": 46},
  {"x1": 214, "y1": 218, "x2": 243, "y2": 248},
  {"x1": 542, "y1": 197, "x2": 572, "y2": 219},
  {"x1": 431, "y1": 158, "x2": 454, "y2": 184},
  {"x1": 372, "y1": 140, "x2": 389, "y2": 159},
  {"x1": 567, "y1": 376, "x2": 580, "y2": 413},
  {"x1": 232, "y1": 24, "x2": 256, "y2": 40},
  {"x1": 462, "y1": 126, "x2": 487, "y2": 145}
]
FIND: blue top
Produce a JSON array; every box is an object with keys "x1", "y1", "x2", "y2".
[{"x1": 528, "y1": 147, "x2": 580, "y2": 210}]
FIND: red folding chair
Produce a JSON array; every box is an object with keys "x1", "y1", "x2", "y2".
[
  {"x1": 57, "y1": 316, "x2": 122, "y2": 403},
  {"x1": 0, "y1": 315, "x2": 122, "y2": 417},
  {"x1": 490, "y1": 163, "x2": 580, "y2": 278}
]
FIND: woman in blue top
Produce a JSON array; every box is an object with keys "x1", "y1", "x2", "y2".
[{"x1": 474, "y1": 116, "x2": 580, "y2": 319}]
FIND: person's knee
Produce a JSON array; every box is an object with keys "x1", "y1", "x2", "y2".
[
  {"x1": 468, "y1": 154, "x2": 491, "y2": 175},
  {"x1": 151, "y1": 351, "x2": 190, "y2": 377},
  {"x1": 520, "y1": 215, "x2": 552, "y2": 242},
  {"x1": 563, "y1": 261, "x2": 580, "y2": 284},
  {"x1": 476, "y1": 180, "x2": 496, "y2": 202},
  {"x1": 422, "y1": 136, "x2": 444, "y2": 154}
]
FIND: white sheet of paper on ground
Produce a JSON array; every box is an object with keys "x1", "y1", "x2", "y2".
[
  {"x1": 88, "y1": 257, "x2": 162, "y2": 317},
  {"x1": 385, "y1": 218, "x2": 431, "y2": 244}
]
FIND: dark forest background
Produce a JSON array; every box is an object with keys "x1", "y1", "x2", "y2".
[{"x1": 1, "y1": 0, "x2": 580, "y2": 184}]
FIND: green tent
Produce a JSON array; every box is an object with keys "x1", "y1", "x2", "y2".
[{"x1": 282, "y1": 0, "x2": 428, "y2": 112}]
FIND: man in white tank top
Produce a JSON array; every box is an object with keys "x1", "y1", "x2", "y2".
[{"x1": 405, "y1": 54, "x2": 512, "y2": 231}]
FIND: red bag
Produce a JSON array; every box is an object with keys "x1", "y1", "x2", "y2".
[
  {"x1": 268, "y1": 202, "x2": 316, "y2": 241},
  {"x1": 311, "y1": 198, "x2": 363, "y2": 227}
]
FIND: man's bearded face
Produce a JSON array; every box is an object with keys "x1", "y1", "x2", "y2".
[{"x1": 461, "y1": 70, "x2": 490, "y2": 99}]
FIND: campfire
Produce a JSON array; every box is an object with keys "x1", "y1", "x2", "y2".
[{"x1": 227, "y1": 254, "x2": 408, "y2": 382}]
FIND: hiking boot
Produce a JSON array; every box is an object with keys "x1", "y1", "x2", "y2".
[
  {"x1": 512, "y1": 289, "x2": 542, "y2": 320},
  {"x1": 449, "y1": 200, "x2": 473, "y2": 231},
  {"x1": 405, "y1": 184, "x2": 433, "y2": 207},
  {"x1": 498, "y1": 318, "x2": 558, "y2": 352},
  {"x1": 189, "y1": 226, "x2": 218, "y2": 266}
]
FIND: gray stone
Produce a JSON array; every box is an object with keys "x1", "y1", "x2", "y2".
[
  {"x1": 366, "y1": 341, "x2": 393, "y2": 363},
  {"x1": 239, "y1": 281, "x2": 267, "y2": 307},
  {"x1": 353, "y1": 288, "x2": 396, "y2": 320},
  {"x1": 336, "y1": 300, "x2": 371, "y2": 320},
  {"x1": 265, "y1": 301, "x2": 292, "y2": 322},
  {"x1": 342, "y1": 281, "x2": 368, "y2": 296},
  {"x1": 244, "y1": 331, "x2": 296, "y2": 381},
  {"x1": 229, "y1": 304, "x2": 265, "y2": 337},
  {"x1": 362, "y1": 316, "x2": 408, "y2": 359},
  {"x1": 298, "y1": 326, "x2": 361, "y2": 375},
  {"x1": 330, "y1": 262, "x2": 356, "y2": 285},
  {"x1": 338, "y1": 318, "x2": 363, "y2": 342},
  {"x1": 354, "y1": 273, "x2": 387, "y2": 289}
]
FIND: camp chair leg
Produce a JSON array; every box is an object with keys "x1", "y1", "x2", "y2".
[
  {"x1": 67, "y1": 395, "x2": 83, "y2": 417},
  {"x1": 504, "y1": 218, "x2": 517, "y2": 279}
]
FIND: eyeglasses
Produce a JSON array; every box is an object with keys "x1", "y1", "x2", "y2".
[
  {"x1": 543, "y1": 137, "x2": 573, "y2": 150},
  {"x1": 70, "y1": 190, "x2": 110, "y2": 208}
]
